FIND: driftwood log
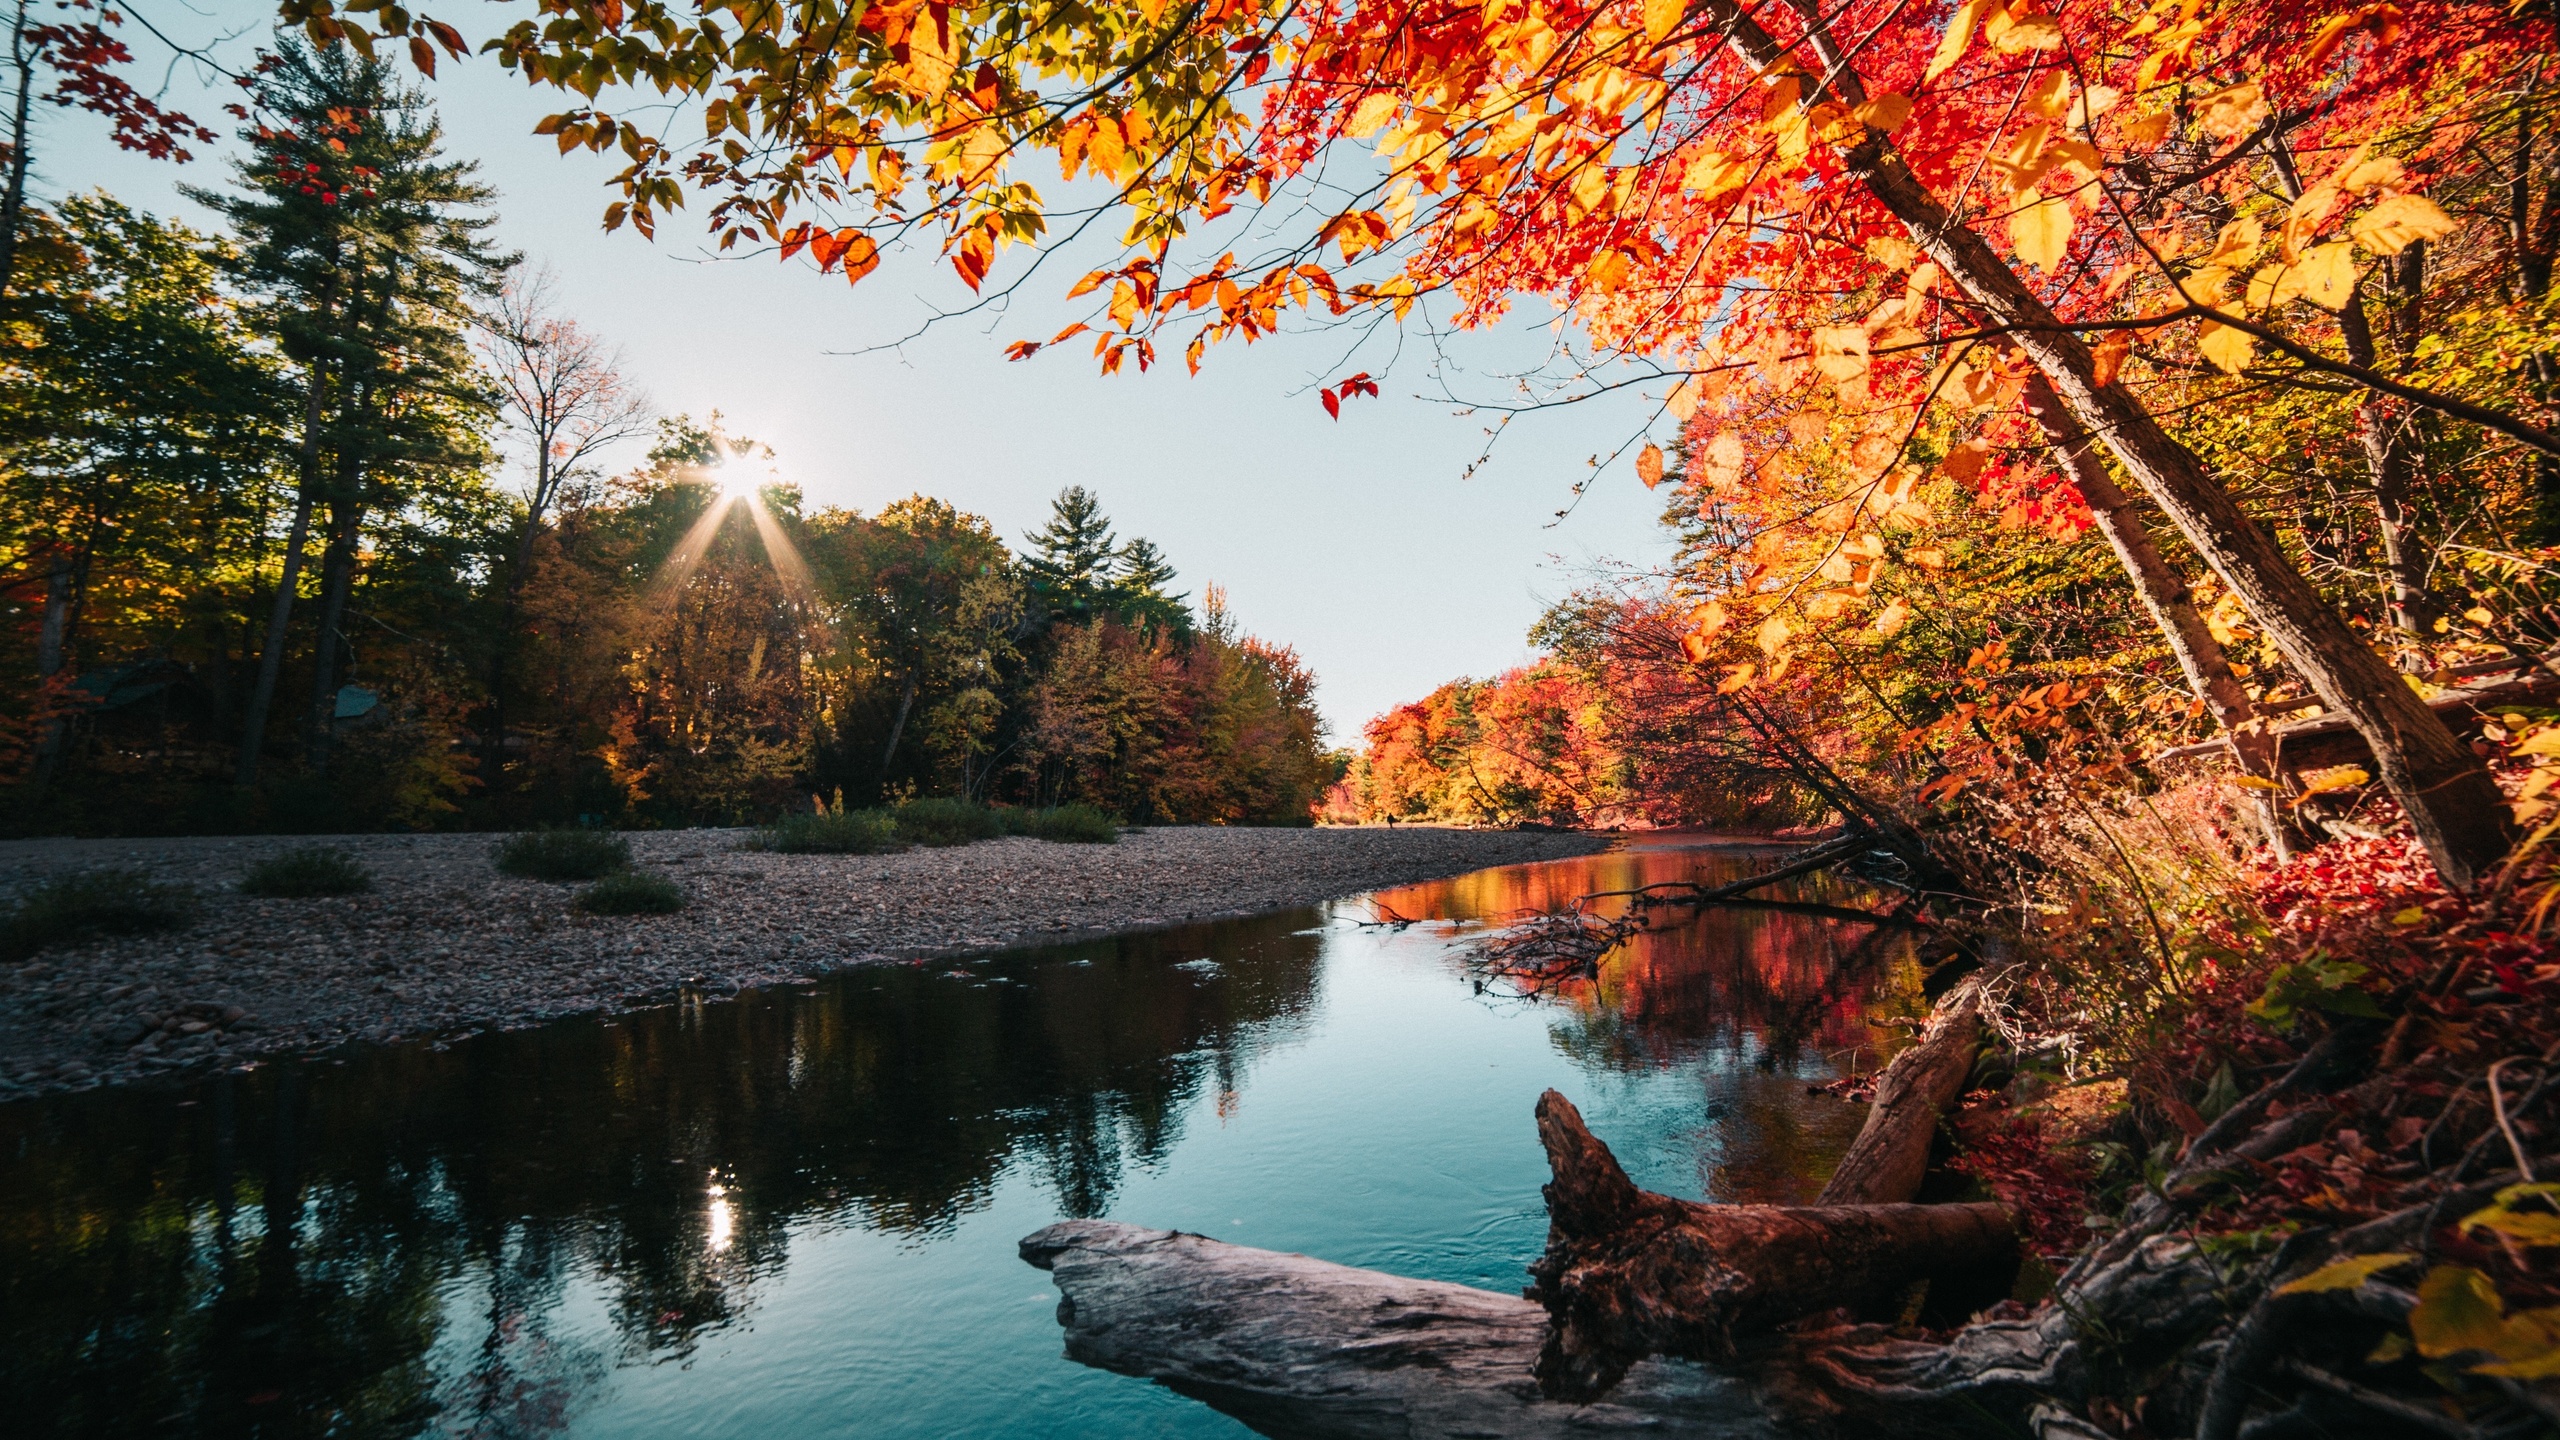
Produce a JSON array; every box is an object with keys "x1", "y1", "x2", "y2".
[
  {"x1": 2152, "y1": 657, "x2": 2557, "y2": 774},
  {"x1": 1526, "y1": 1090, "x2": 2018, "y2": 1401},
  {"x1": 1018, "y1": 1218, "x2": 1792, "y2": 1439},
  {"x1": 1816, "y1": 976, "x2": 1985, "y2": 1206}
]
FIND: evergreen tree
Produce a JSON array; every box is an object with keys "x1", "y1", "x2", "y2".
[
  {"x1": 1020, "y1": 485, "x2": 1119, "y2": 623},
  {"x1": 188, "y1": 41, "x2": 507, "y2": 783},
  {"x1": 1110, "y1": 536, "x2": 1191, "y2": 636}
]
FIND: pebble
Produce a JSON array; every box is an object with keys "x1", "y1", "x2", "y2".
[{"x1": 0, "y1": 826, "x2": 1606, "y2": 1100}]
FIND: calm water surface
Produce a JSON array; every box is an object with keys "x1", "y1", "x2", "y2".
[{"x1": 2, "y1": 836, "x2": 1924, "y2": 1438}]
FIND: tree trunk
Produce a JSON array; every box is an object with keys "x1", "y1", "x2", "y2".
[
  {"x1": 2339, "y1": 256, "x2": 2435, "y2": 641},
  {"x1": 1700, "y1": 0, "x2": 2513, "y2": 883},
  {"x1": 1829, "y1": 136, "x2": 2513, "y2": 888},
  {"x1": 880, "y1": 672, "x2": 919, "y2": 776},
  {"x1": 2022, "y1": 375, "x2": 2297, "y2": 854},
  {"x1": 301, "y1": 487, "x2": 368, "y2": 767},
  {"x1": 1815, "y1": 978, "x2": 1984, "y2": 1206},
  {"x1": 1019, "y1": 1218, "x2": 1782, "y2": 1440},
  {"x1": 236, "y1": 361, "x2": 329, "y2": 789},
  {"x1": 0, "y1": 1, "x2": 34, "y2": 303},
  {"x1": 1528, "y1": 1089, "x2": 2018, "y2": 1401}
]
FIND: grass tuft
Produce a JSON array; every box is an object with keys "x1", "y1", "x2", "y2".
[
  {"x1": 755, "y1": 807, "x2": 906, "y2": 854},
  {"x1": 891, "y1": 797, "x2": 1009, "y2": 847},
  {"x1": 2, "y1": 869, "x2": 197, "y2": 961},
  {"x1": 574, "y1": 871, "x2": 687, "y2": 915},
  {"x1": 1008, "y1": 804, "x2": 1121, "y2": 844},
  {"x1": 239, "y1": 846, "x2": 373, "y2": 898},
  {"x1": 494, "y1": 827, "x2": 633, "y2": 881}
]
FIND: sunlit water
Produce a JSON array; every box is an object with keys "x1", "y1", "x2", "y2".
[{"x1": 2, "y1": 836, "x2": 1925, "y2": 1438}]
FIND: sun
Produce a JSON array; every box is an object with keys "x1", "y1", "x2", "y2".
[{"x1": 712, "y1": 463, "x2": 757, "y2": 501}]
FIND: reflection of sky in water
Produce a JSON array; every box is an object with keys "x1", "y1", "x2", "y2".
[{"x1": 3, "y1": 839, "x2": 1920, "y2": 1439}]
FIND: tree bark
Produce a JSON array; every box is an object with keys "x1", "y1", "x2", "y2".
[
  {"x1": 880, "y1": 672, "x2": 919, "y2": 776},
  {"x1": 0, "y1": 1, "x2": 34, "y2": 304},
  {"x1": 236, "y1": 304, "x2": 333, "y2": 789},
  {"x1": 301, "y1": 486, "x2": 369, "y2": 767},
  {"x1": 1019, "y1": 1218, "x2": 1782, "y2": 1439},
  {"x1": 1528, "y1": 1089, "x2": 2018, "y2": 1401},
  {"x1": 2338, "y1": 258, "x2": 2434, "y2": 640},
  {"x1": 2022, "y1": 376, "x2": 2297, "y2": 854},
  {"x1": 1815, "y1": 979, "x2": 1985, "y2": 1206}
]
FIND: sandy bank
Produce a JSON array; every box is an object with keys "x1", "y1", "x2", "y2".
[{"x1": 0, "y1": 825, "x2": 1608, "y2": 1100}]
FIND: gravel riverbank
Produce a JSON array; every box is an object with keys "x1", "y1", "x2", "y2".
[{"x1": 0, "y1": 825, "x2": 1608, "y2": 1100}]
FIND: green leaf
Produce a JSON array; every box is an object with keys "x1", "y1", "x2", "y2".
[{"x1": 2277, "y1": 1252, "x2": 2416, "y2": 1295}]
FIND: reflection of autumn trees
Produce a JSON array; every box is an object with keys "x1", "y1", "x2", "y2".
[{"x1": 0, "y1": 917, "x2": 1323, "y2": 1436}]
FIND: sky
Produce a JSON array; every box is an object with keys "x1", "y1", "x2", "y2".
[{"x1": 53, "y1": 10, "x2": 1682, "y2": 739}]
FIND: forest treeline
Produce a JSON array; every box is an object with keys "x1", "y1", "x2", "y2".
[{"x1": 0, "y1": 47, "x2": 1329, "y2": 836}]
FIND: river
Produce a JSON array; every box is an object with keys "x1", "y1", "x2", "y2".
[{"x1": 1, "y1": 834, "x2": 1924, "y2": 1438}]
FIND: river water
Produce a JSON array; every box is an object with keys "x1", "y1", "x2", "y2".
[{"x1": 2, "y1": 835, "x2": 1924, "y2": 1438}]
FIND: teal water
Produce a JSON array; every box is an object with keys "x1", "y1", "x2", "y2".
[{"x1": 0, "y1": 836, "x2": 1923, "y2": 1438}]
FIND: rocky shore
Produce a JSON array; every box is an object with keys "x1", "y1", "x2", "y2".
[{"x1": 0, "y1": 825, "x2": 1607, "y2": 1101}]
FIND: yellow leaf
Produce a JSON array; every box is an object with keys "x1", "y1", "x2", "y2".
[
  {"x1": 2351, "y1": 194, "x2": 2459, "y2": 255},
  {"x1": 2202, "y1": 216, "x2": 2262, "y2": 267},
  {"x1": 1586, "y1": 248, "x2": 1632, "y2": 291},
  {"x1": 1853, "y1": 92, "x2": 1914, "y2": 132},
  {"x1": 1867, "y1": 236, "x2": 1920, "y2": 270},
  {"x1": 2294, "y1": 242, "x2": 2358, "y2": 309},
  {"x1": 1812, "y1": 326, "x2": 1871, "y2": 381},
  {"x1": 2276, "y1": 1253, "x2": 2415, "y2": 1295},
  {"x1": 2008, "y1": 195, "x2": 2073, "y2": 271},
  {"x1": 1665, "y1": 377, "x2": 1700, "y2": 421},
  {"x1": 2179, "y1": 354, "x2": 2258, "y2": 411},
  {"x1": 1873, "y1": 598, "x2": 1911, "y2": 636},
  {"x1": 1702, "y1": 431, "x2": 1749, "y2": 492},
  {"x1": 1690, "y1": 599, "x2": 1729, "y2": 636},
  {"x1": 2390, "y1": 905, "x2": 2429, "y2": 924},
  {"x1": 1643, "y1": 0, "x2": 1684, "y2": 45},
  {"x1": 1681, "y1": 149, "x2": 1751, "y2": 198},
  {"x1": 1907, "y1": 548, "x2": 1947, "y2": 569},
  {"x1": 2120, "y1": 110, "x2": 2172, "y2": 147},
  {"x1": 2178, "y1": 265, "x2": 2233, "y2": 305},
  {"x1": 1346, "y1": 92, "x2": 1401, "y2": 139},
  {"x1": 1991, "y1": 13, "x2": 2061, "y2": 52},
  {"x1": 1637, "y1": 443, "x2": 1666, "y2": 488},
  {"x1": 2340, "y1": 153, "x2": 2404, "y2": 194},
  {"x1": 2068, "y1": 85, "x2": 2120, "y2": 127},
  {"x1": 1718, "y1": 662, "x2": 1757, "y2": 693},
  {"x1": 1757, "y1": 614, "x2": 1791, "y2": 657},
  {"x1": 2296, "y1": 764, "x2": 2371, "y2": 797},
  {"x1": 2462, "y1": 1185, "x2": 2560, "y2": 1248},
  {"x1": 2229, "y1": 775, "x2": 2283, "y2": 791},
  {"x1": 2197, "y1": 81, "x2": 2267, "y2": 140},
  {"x1": 1925, "y1": 0, "x2": 1996, "y2": 82},
  {"x1": 2023, "y1": 70, "x2": 2072, "y2": 119}
]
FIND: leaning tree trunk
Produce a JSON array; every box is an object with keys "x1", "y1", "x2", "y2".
[
  {"x1": 1835, "y1": 146, "x2": 2512, "y2": 887},
  {"x1": 1694, "y1": 0, "x2": 2514, "y2": 885},
  {"x1": 1815, "y1": 978, "x2": 1985, "y2": 1206},
  {"x1": 1527, "y1": 1089, "x2": 2018, "y2": 1402},
  {"x1": 237, "y1": 343, "x2": 332, "y2": 788},
  {"x1": 2022, "y1": 376, "x2": 2298, "y2": 855}
]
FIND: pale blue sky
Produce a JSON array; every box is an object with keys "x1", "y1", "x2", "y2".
[{"x1": 53, "y1": 12, "x2": 1677, "y2": 738}]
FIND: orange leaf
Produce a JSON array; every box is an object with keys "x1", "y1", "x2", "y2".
[{"x1": 1636, "y1": 444, "x2": 1666, "y2": 488}]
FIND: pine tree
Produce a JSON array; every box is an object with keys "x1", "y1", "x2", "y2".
[
  {"x1": 1021, "y1": 485, "x2": 1119, "y2": 623},
  {"x1": 189, "y1": 41, "x2": 507, "y2": 783},
  {"x1": 1111, "y1": 536, "x2": 1191, "y2": 636}
]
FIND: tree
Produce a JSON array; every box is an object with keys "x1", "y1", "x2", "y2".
[
  {"x1": 1021, "y1": 486, "x2": 1122, "y2": 626},
  {"x1": 0, "y1": 195, "x2": 289, "y2": 791},
  {"x1": 1112, "y1": 537, "x2": 1192, "y2": 636},
  {"x1": 191, "y1": 41, "x2": 507, "y2": 785}
]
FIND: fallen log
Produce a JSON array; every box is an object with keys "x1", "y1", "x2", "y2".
[
  {"x1": 1527, "y1": 1090, "x2": 2018, "y2": 1402},
  {"x1": 2150, "y1": 661, "x2": 2557, "y2": 773},
  {"x1": 1018, "y1": 1218, "x2": 1792, "y2": 1439},
  {"x1": 1815, "y1": 976, "x2": 1985, "y2": 1206}
]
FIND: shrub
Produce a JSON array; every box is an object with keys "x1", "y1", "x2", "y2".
[
  {"x1": 2, "y1": 869, "x2": 196, "y2": 960},
  {"x1": 891, "y1": 797, "x2": 1009, "y2": 847},
  {"x1": 756, "y1": 807, "x2": 906, "y2": 854},
  {"x1": 574, "y1": 871, "x2": 687, "y2": 915},
  {"x1": 495, "y1": 827, "x2": 633, "y2": 881},
  {"x1": 239, "y1": 846, "x2": 373, "y2": 898},
  {"x1": 1010, "y1": 804, "x2": 1121, "y2": 845}
]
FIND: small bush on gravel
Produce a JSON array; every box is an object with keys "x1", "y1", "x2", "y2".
[
  {"x1": 575, "y1": 871, "x2": 686, "y2": 915},
  {"x1": 757, "y1": 807, "x2": 906, "y2": 854},
  {"x1": 1009, "y1": 804, "x2": 1120, "y2": 845},
  {"x1": 240, "y1": 846, "x2": 372, "y2": 897},
  {"x1": 495, "y1": 827, "x2": 633, "y2": 881},
  {"x1": 2, "y1": 869, "x2": 196, "y2": 960},
  {"x1": 891, "y1": 797, "x2": 1009, "y2": 847}
]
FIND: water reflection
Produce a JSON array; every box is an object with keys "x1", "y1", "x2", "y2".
[{"x1": 1, "y1": 839, "x2": 1918, "y2": 1439}]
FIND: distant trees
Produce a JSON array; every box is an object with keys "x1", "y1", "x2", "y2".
[{"x1": 1020, "y1": 485, "x2": 1191, "y2": 636}]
